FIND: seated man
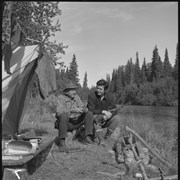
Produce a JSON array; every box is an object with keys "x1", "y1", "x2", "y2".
[
  {"x1": 87, "y1": 79, "x2": 122, "y2": 146},
  {"x1": 55, "y1": 81, "x2": 94, "y2": 153}
]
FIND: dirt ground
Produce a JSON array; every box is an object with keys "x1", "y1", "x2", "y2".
[{"x1": 25, "y1": 122, "x2": 135, "y2": 180}]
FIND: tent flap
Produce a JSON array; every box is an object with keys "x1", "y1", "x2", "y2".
[
  {"x1": 2, "y1": 59, "x2": 38, "y2": 137},
  {"x1": 35, "y1": 54, "x2": 57, "y2": 99}
]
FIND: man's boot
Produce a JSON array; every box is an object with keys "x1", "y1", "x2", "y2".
[
  {"x1": 59, "y1": 138, "x2": 69, "y2": 153},
  {"x1": 84, "y1": 135, "x2": 94, "y2": 145},
  {"x1": 104, "y1": 128, "x2": 114, "y2": 140},
  {"x1": 96, "y1": 129, "x2": 106, "y2": 147}
]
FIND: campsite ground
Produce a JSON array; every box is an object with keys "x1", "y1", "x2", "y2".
[
  {"x1": 21, "y1": 111, "x2": 138, "y2": 180},
  {"x1": 21, "y1": 121, "x2": 132, "y2": 180},
  {"x1": 27, "y1": 134, "x2": 130, "y2": 180},
  {"x1": 20, "y1": 100, "x2": 178, "y2": 180}
]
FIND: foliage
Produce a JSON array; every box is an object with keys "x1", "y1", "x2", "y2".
[
  {"x1": 152, "y1": 77, "x2": 177, "y2": 106},
  {"x1": 106, "y1": 44, "x2": 178, "y2": 106},
  {"x1": 131, "y1": 117, "x2": 178, "y2": 170},
  {"x1": 150, "y1": 45, "x2": 163, "y2": 81},
  {"x1": 83, "y1": 72, "x2": 88, "y2": 88},
  {"x1": 122, "y1": 83, "x2": 139, "y2": 105},
  {"x1": 163, "y1": 48, "x2": 172, "y2": 77},
  {"x1": 136, "y1": 83, "x2": 156, "y2": 105},
  {"x1": 68, "y1": 54, "x2": 80, "y2": 86},
  {"x1": 55, "y1": 69, "x2": 70, "y2": 95},
  {"x1": 133, "y1": 52, "x2": 141, "y2": 85},
  {"x1": 172, "y1": 43, "x2": 178, "y2": 80},
  {"x1": 2, "y1": 1, "x2": 68, "y2": 62},
  {"x1": 77, "y1": 87, "x2": 90, "y2": 104},
  {"x1": 140, "y1": 58, "x2": 148, "y2": 84},
  {"x1": 125, "y1": 58, "x2": 134, "y2": 85}
]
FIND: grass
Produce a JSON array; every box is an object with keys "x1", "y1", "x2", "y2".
[
  {"x1": 118, "y1": 111, "x2": 178, "y2": 174},
  {"x1": 20, "y1": 98, "x2": 178, "y2": 176},
  {"x1": 20, "y1": 96, "x2": 57, "y2": 137}
]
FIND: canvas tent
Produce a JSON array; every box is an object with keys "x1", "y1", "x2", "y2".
[{"x1": 2, "y1": 45, "x2": 57, "y2": 138}]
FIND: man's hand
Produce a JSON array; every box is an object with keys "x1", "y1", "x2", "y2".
[
  {"x1": 55, "y1": 112, "x2": 61, "y2": 118},
  {"x1": 78, "y1": 107, "x2": 88, "y2": 113},
  {"x1": 71, "y1": 107, "x2": 88, "y2": 113},
  {"x1": 103, "y1": 115, "x2": 108, "y2": 121},
  {"x1": 102, "y1": 110, "x2": 112, "y2": 119},
  {"x1": 82, "y1": 107, "x2": 88, "y2": 113}
]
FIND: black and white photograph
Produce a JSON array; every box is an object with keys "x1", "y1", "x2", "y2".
[{"x1": 2, "y1": 2, "x2": 178, "y2": 180}]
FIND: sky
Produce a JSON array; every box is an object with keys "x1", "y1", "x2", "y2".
[{"x1": 51, "y1": 2, "x2": 178, "y2": 88}]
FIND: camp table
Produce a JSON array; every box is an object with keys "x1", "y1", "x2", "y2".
[{"x1": 2, "y1": 136, "x2": 55, "y2": 180}]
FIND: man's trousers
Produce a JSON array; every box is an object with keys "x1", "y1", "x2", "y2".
[{"x1": 57, "y1": 111, "x2": 94, "y2": 139}]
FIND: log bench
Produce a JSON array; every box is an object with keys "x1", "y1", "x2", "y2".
[{"x1": 2, "y1": 136, "x2": 55, "y2": 180}]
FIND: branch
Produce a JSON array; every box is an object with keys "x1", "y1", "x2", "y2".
[
  {"x1": 96, "y1": 171, "x2": 125, "y2": 178},
  {"x1": 128, "y1": 133, "x2": 148, "y2": 180},
  {"x1": 26, "y1": 37, "x2": 45, "y2": 45}
]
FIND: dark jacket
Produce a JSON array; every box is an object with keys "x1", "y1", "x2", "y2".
[{"x1": 87, "y1": 91, "x2": 117, "y2": 116}]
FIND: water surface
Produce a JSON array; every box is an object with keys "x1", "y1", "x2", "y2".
[{"x1": 119, "y1": 105, "x2": 178, "y2": 138}]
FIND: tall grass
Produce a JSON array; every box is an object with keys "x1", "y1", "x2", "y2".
[
  {"x1": 20, "y1": 95, "x2": 57, "y2": 137},
  {"x1": 119, "y1": 112, "x2": 178, "y2": 173}
]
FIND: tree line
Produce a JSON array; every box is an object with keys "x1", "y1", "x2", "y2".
[
  {"x1": 55, "y1": 44, "x2": 178, "y2": 107},
  {"x1": 4, "y1": 2, "x2": 177, "y2": 107},
  {"x1": 106, "y1": 44, "x2": 178, "y2": 106}
]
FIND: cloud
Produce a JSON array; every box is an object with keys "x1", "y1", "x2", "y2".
[
  {"x1": 159, "y1": 2, "x2": 177, "y2": 7},
  {"x1": 73, "y1": 24, "x2": 83, "y2": 33},
  {"x1": 94, "y1": 8, "x2": 134, "y2": 21},
  {"x1": 109, "y1": 11, "x2": 133, "y2": 21}
]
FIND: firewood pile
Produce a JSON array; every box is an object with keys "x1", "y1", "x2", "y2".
[{"x1": 112, "y1": 126, "x2": 178, "y2": 180}]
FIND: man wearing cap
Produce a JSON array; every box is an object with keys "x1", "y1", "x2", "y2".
[{"x1": 55, "y1": 81, "x2": 94, "y2": 153}]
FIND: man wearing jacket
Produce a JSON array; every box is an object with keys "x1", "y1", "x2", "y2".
[
  {"x1": 87, "y1": 79, "x2": 121, "y2": 146},
  {"x1": 55, "y1": 81, "x2": 94, "y2": 153}
]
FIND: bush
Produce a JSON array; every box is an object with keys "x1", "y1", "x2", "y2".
[
  {"x1": 136, "y1": 83, "x2": 156, "y2": 105},
  {"x1": 123, "y1": 83, "x2": 139, "y2": 105}
]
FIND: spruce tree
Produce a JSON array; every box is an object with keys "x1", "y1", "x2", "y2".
[
  {"x1": 158, "y1": 56, "x2": 163, "y2": 78},
  {"x1": 121, "y1": 65, "x2": 126, "y2": 87},
  {"x1": 116, "y1": 66, "x2": 124, "y2": 101},
  {"x1": 68, "y1": 54, "x2": 80, "y2": 85},
  {"x1": 125, "y1": 58, "x2": 133, "y2": 84},
  {"x1": 110, "y1": 69, "x2": 117, "y2": 93},
  {"x1": 146, "y1": 62, "x2": 152, "y2": 82},
  {"x1": 130, "y1": 58, "x2": 135, "y2": 84},
  {"x1": 117, "y1": 66, "x2": 124, "y2": 90},
  {"x1": 65, "y1": 67, "x2": 69, "y2": 78},
  {"x1": 141, "y1": 58, "x2": 148, "y2": 84},
  {"x1": 106, "y1": 74, "x2": 111, "y2": 84},
  {"x1": 173, "y1": 43, "x2": 178, "y2": 80},
  {"x1": 134, "y1": 52, "x2": 141, "y2": 85},
  {"x1": 83, "y1": 72, "x2": 88, "y2": 88},
  {"x1": 163, "y1": 48, "x2": 172, "y2": 77},
  {"x1": 150, "y1": 45, "x2": 163, "y2": 81}
]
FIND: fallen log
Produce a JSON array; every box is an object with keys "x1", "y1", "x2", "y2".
[
  {"x1": 148, "y1": 174, "x2": 178, "y2": 180},
  {"x1": 96, "y1": 171, "x2": 125, "y2": 178},
  {"x1": 125, "y1": 126, "x2": 173, "y2": 169}
]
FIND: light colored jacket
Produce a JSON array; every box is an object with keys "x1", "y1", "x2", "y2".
[{"x1": 56, "y1": 94, "x2": 85, "y2": 119}]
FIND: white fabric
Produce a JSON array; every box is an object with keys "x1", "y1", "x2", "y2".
[{"x1": 2, "y1": 45, "x2": 39, "y2": 121}]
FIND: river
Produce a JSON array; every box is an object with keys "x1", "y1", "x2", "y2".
[{"x1": 118, "y1": 105, "x2": 178, "y2": 138}]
